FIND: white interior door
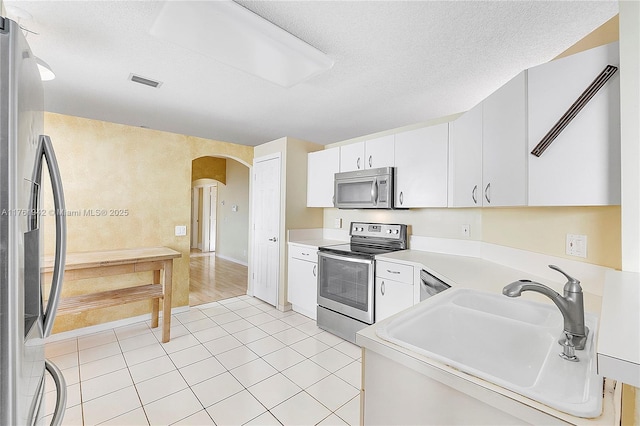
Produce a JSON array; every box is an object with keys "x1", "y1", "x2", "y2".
[
  {"x1": 191, "y1": 188, "x2": 199, "y2": 249},
  {"x1": 201, "y1": 184, "x2": 217, "y2": 253},
  {"x1": 252, "y1": 155, "x2": 281, "y2": 306},
  {"x1": 208, "y1": 185, "x2": 217, "y2": 252}
]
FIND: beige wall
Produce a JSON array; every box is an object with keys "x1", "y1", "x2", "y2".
[
  {"x1": 43, "y1": 112, "x2": 252, "y2": 333},
  {"x1": 217, "y1": 159, "x2": 250, "y2": 264}
]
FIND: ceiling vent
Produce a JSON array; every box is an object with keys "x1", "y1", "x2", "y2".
[{"x1": 129, "y1": 74, "x2": 162, "y2": 88}]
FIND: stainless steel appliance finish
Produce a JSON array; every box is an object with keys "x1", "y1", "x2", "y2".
[
  {"x1": 317, "y1": 222, "x2": 407, "y2": 343},
  {"x1": 1, "y1": 17, "x2": 68, "y2": 425},
  {"x1": 419, "y1": 269, "x2": 451, "y2": 301},
  {"x1": 334, "y1": 166, "x2": 395, "y2": 209}
]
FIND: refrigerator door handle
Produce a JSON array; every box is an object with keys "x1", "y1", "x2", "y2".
[
  {"x1": 45, "y1": 359, "x2": 67, "y2": 426},
  {"x1": 39, "y1": 135, "x2": 67, "y2": 337}
]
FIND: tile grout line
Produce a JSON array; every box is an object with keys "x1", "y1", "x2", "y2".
[{"x1": 46, "y1": 296, "x2": 361, "y2": 425}]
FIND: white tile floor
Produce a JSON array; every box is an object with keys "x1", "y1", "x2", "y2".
[{"x1": 44, "y1": 295, "x2": 361, "y2": 426}]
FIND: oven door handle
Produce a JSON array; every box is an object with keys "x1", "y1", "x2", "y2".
[{"x1": 318, "y1": 251, "x2": 374, "y2": 265}]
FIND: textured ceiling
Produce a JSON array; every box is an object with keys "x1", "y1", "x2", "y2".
[{"x1": 4, "y1": 1, "x2": 618, "y2": 146}]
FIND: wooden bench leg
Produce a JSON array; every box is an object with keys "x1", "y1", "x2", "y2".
[
  {"x1": 162, "y1": 260, "x2": 173, "y2": 343},
  {"x1": 151, "y1": 270, "x2": 161, "y2": 329},
  {"x1": 151, "y1": 297, "x2": 160, "y2": 328}
]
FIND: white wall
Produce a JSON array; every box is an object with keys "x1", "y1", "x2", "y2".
[{"x1": 620, "y1": 0, "x2": 640, "y2": 272}]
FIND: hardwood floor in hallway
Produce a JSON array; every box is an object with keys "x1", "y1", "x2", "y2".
[{"x1": 189, "y1": 250, "x2": 248, "y2": 306}]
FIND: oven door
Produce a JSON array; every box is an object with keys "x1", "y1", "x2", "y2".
[{"x1": 317, "y1": 251, "x2": 375, "y2": 324}]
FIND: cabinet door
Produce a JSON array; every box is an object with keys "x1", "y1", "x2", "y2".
[
  {"x1": 527, "y1": 42, "x2": 620, "y2": 206},
  {"x1": 307, "y1": 148, "x2": 340, "y2": 207},
  {"x1": 340, "y1": 141, "x2": 365, "y2": 172},
  {"x1": 365, "y1": 135, "x2": 395, "y2": 169},
  {"x1": 448, "y1": 104, "x2": 483, "y2": 207},
  {"x1": 375, "y1": 277, "x2": 413, "y2": 322},
  {"x1": 482, "y1": 71, "x2": 527, "y2": 207},
  {"x1": 394, "y1": 124, "x2": 449, "y2": 208},
  {"x1": 288, "y1": 257, "x2": 318, "y2": 320}
]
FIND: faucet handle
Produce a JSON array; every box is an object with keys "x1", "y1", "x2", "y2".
[
  {"x1": 560, "y1": 331, "x2": 579, "y2": 362},
  {"x1": 548, "y1": 265, "x2": 582, "y2": 293}
]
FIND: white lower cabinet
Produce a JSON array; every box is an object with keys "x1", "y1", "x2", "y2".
[
  {"x1": 375, "y1": 260, "x2": 414, "y2": 322},
  {"x1": 287, "y1": 244, "x2": 318, "y2": 320}
]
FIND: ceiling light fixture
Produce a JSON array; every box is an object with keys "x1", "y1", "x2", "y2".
[
  {"x1": 149, "y1": 1, "x2": 334, "y2": 87},
  {"x1": 36, "y1": 57, "x2": 55, "y2": 81}
]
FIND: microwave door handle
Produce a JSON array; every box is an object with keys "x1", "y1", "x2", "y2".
[{"x1": 371, "y1": 180, "x2": 378, "y2": 204}]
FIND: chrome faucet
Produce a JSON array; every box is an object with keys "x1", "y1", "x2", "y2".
[{"x1": 503, "y1": 265, "x2": 588, "y2": 351}]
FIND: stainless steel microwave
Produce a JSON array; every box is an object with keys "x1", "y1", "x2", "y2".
[{"x1": 334, "y1": 167, "x2": 395, "y2": 209}]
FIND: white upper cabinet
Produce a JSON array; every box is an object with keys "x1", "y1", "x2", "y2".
[
  {"x1": 527, "y1": 42, "x2": 620, "y2": 206},
  {"x1": 365, "y1": 135, "x2": 395, "y2": 169},
  {"x1": 448, "y1": 103, "x2": 483, "y2": 207},
  {"x1": 339, "y1": 135, "x2": 395, "y2": 172},
  {"x1": 307, "y1": 147, "x2": 340, "y2": 207},
  {"x1": 395, "y1": 123, "x2": 449, "y2": 208},
  {"x1": 482, "y1": 71, "x2": 528, "y2": 207},
  {"x1": 340, "y1": 141, "x2": 365, "y2": 172}
]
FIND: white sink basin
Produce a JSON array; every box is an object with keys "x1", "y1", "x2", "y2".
[{"x1": 376, "y1": 288, "x2": 602, "y2": 418}]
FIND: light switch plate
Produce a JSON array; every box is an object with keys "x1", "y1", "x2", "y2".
[
  {"x1": 334, "y1": 218, "x2": 342, "y2": 229},
  {"x1": 175, "y1": 225, "x2": 187, "y2": 236},
  {"x1": 566, "y1": 234, "x2": 587, "y2": 258}
]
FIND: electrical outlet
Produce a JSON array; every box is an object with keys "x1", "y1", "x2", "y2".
[
  {"x1": 175, "y1": 225, "x2": 187, "y2": 236},
  {"x1": 566, "y1": 234, "x2": 587, "y2": 258},
  {"x1": 461, "y1": 224, "x2": 470, "y2": 238},
  {"x1": 334, "y1": 218, "x2": 342, "y2": 229}
]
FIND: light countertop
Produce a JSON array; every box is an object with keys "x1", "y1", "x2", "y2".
[
  {"x1": 376, "y1": 249, "x2": 603, "y2": 314},
  {"x1": 288, "y1": 239, "x2": 345, "y2": 249}
]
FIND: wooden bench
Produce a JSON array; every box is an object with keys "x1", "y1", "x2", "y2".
[{"x1": 43, "y1": 247, "x2": 181, "y2": 343}]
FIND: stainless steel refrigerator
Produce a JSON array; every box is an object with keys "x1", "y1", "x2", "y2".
[{"x1": 0, "y1": 17, "x2": 68, "y2": 425}]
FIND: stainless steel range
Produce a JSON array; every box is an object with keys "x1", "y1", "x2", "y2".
[{"x1": 317, "y1": 222, "x2": 408, "y2": 343}]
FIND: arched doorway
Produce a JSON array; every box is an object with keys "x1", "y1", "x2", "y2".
[{"x1": 189, "y1": 156, "x2": 251, "y2": 306}]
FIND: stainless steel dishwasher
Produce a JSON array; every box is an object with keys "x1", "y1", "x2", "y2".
[{"x1": 420, "y1": 269, "x2": 451, "y2": 301}]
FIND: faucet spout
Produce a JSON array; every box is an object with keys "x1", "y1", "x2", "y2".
[{"x1": 502, "y1": 266, "x2": 588, "y2": 350}]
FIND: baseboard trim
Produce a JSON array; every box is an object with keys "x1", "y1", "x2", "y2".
[
  {"x1": 45, "y1": 305, "x2": 190, "y2": 343},
  {"x1": 215, "y1": 253, "x2": 248, "y2": 266}
]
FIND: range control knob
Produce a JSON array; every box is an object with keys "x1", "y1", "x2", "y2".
[
  {"x1": 386, "y1": 229, "x2": 392, "y2": 234},
  {"x1": 394, "y1": 229, "x2": 399, "y2": 235}
]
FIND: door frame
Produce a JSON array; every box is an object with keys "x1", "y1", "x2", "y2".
[
  {"x1": 191, "y1": 182, "x2": 218, "y2": 253},
  {"x1": 248, "y1": 152, "x2": 282, "y2": 304}
]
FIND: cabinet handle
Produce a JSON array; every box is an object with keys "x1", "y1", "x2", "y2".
[
  {"x1": 484, "y1": 183, "x2": 491, "y2": 204},
  {"x1": 387, "y1": 269, "x2": 401, "y2": 275},
  {"x1": 302, "y1": 252, "x2": 309, "y2": 256},
  {"x1": 399, "y1": 191, "x2": 404, "y2": 205},
  {"x1": 357, "y1": 157, "x2": 361, "y2": 169},
  {"x1": 472, "y1": 185, "x2": 478, "y2": 205},
  {"x1": 313, "y1": 265, "x2": 317, "y2": 277},
  {"x1": 269, "y1": 237, "x2": 277, "y2": 242},
  {"x1": 381, "y1": 281, "x2": 385, "y2": 295},
  {"x1": 368, "y1": 155, "x2": 372, "y2": 168}
]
